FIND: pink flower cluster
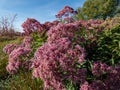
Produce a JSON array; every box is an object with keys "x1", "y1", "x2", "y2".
[
  {"x1": 56, "y1": 6, "x2": 76, "y2": 18},
  {"x1": 74, "y1": 19, "x2": 104, "y2": 40},
  {"x1": 3, "y1": 44, "x2": 17, "y2": 54},
  {"x1": 3, "y1": 36, "x2": 33, "y2": 74},
  {"x1": 22, "y1": 36, "x2": 33, "y2": 48},
  {"x1": 43, "y1": 20, "x2": 59, "y2": 30},
  {"x1": 92, "y1": 61, "x2": 110, "y2": 77},
  {"x1": 32, "y1": 37, "x2": 86, "y2": 90},
  {"x1": 47, "y1": 19, "x2": 104, "y2": 44},
  {"x1": 22, "y1": 18, "x2": 60, "y2": 35},
  {"x1": 80, "y1": 62, "x2": 120, "y2": 90},
  {"x1": 6, "y1": 47, "x2": 31, "y2": 74},
  {"x1": 74, "y1": 19, "x2": 103, "y2": 29},
  {"x1": 47, "y1": 23, "x2": 75, "y2": 43},
  {"x1": 22, "y1": 18, "x2": 45, "y2": 34},
  {"x1": 55, "y1": 6, "x2": 77, "y2": 23},
  {"x1": 80, "y1": 81, "x2": 106, "y2": 90}
]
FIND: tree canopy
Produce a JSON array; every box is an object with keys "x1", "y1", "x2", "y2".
[{"x1": 76, "y1": 0, "x2": 118, "y2": 20}]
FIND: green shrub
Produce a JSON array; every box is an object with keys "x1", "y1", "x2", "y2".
[{"x1": 97, "y1": 23, "x2": 120, "y2": 65}]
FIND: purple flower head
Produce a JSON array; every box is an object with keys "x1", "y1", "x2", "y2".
[
  {"x1": 6, "y1": 46, "x2": 31, "y2": 74},
  {"x1": 47, "y1": 22, "x2": 81, "y2": 43},
  {"x1": 104, "y1": 65, "x2": 120, "y2": 90},
  {"x1": 6, "y1": 60, "x2": 21, "y2": 74},
  {"x1": 56, "y1": 6, "x2": 75, "y2": 19},
  {"x1": 80, "y1": 81, "x2": 89, "y2": 90},
  {"x1": 3, "y1": 44, "x2": 17, "y2": 54},
  {"x1": 92, "y1": 61, "x2": 109, "y2": 77},
  {"x1": 22, "y1": 36, "x2": 33, "y2": 48},
  {"x1": 89, "y1": 81, "x2": 106, "y2": 90},
  {"x1": 75, "y1": 45, "x2": 86, "y2": 63},
  {"x1": 9, "y1": 47, "x2": 31, "y2": 59},
  {"x1": 22, "y1": 18, "x2": 45, "y2": 34},
  {"x1": 22, "y1": 59, "x2": 34, "y2": 71}
]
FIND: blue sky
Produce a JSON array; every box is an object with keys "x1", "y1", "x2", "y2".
[{"x1": 0, "y1": 0, "x2": 85, "y2": 32}]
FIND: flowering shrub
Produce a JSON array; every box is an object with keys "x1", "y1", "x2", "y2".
[
  {"x1": 32, "y1": 37, "x2": 86, "y2": 89},
  {"x1": 3, "y1": 6, "x2": 120, "y2": 90}
]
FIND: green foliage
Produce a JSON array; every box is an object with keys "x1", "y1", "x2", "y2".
[
  {"x1": 0, "y1": 71, "x2": 43, "y2": 90},
  {"x1": 31, "y1": 32, "x2": 47, "y2": 54},
  {"x1": 94, "y1": 23, "x2": 120, "y2": 65},
  {"x1": 73, "y1": 8, "x2": 86, "y2": 20},
  {"x1": 81, "y1": 18, "x2": 120, "y2": 66},
  {"x1": 65, "y1": 80, "x2": 78, "y2": 90},
  {"x1": 75, "y1": 0, "x2": 117, "y2": 20}
]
